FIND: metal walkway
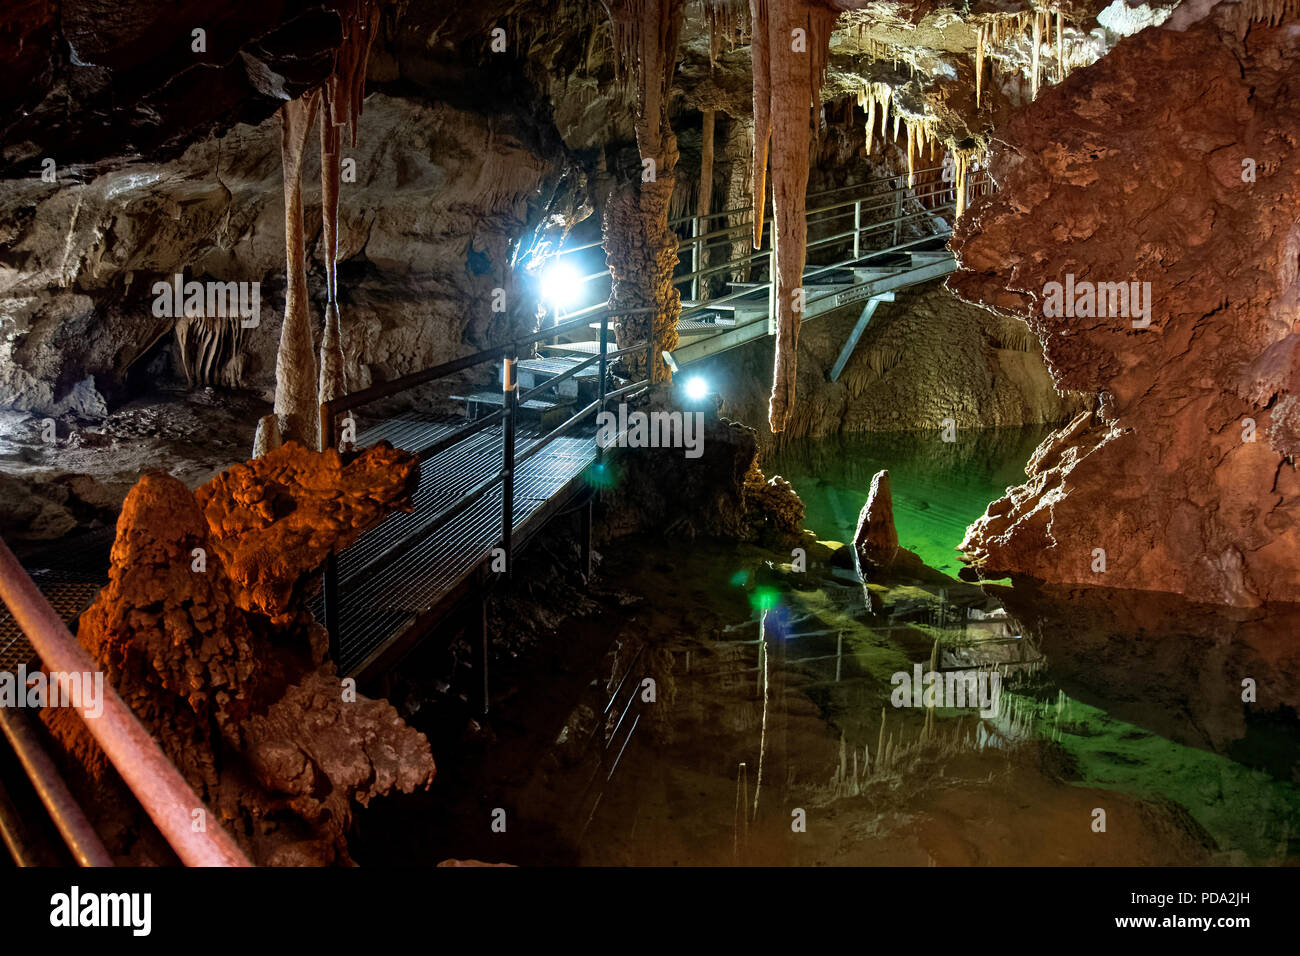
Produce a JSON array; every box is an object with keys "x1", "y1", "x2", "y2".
[
  {"x1": 4, "y1": 165, "x2": 991, "y2": 687},
  {"x1": 544, "y1": 163, "x2": 991, "y2": 375}
]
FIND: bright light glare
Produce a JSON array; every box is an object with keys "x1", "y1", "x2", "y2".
[
  {"x1": 685, "y1": 376, "x2": 710, "y2": 401},
  {"x1": 540, "y1": 262, "x2": 582, "y2": 311}
]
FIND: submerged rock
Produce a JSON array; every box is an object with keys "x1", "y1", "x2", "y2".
[{"x1": 853, "y1": 469, "x2": 899, "y2": 573}]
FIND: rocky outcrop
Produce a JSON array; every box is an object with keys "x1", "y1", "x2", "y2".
[
  {"x1": 853, "y1": 468, "x2": 898, "y2": 572},
  {"x1": 42, "y1": 442, "x2": 433, "y2": 865},
  {"x1": 949, "y1": 14, "x2": 1300, "y2": 606},
  {"x1": 594, "y1": 387, "x2": 803, "y2": 544},
  {"x1": 196, "y1": 440, "x2": 419, "y2": 622}
]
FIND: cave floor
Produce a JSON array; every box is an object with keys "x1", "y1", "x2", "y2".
[{"x1": 0, "y1": 389, "x2": 269, "y2": 554}]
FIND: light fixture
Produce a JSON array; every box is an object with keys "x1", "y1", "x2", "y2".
[
  {"x1": 684, "y1": 376, "x2": 709, "y2": 401},
  {"x1": 540, "y1": 261, "x2": 582, "y2": 312}
]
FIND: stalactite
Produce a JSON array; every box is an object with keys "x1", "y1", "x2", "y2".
[
  {"x1": 703, "y1": 0, "x2": 749, "y2": 66},
  {"x1": 975, "y1": 23, "x2": 985, "y2": 109},
  {"x1": 750, "y1": 0, "x2": 836, "y2": 433},
  {"x1": 1057, "y1": 10, "x2": 1064, "y2": 80},
  {"x1": 1031, "y1": 11, "x2": 1041, "y2": 100},
  {"x1": 319, "y1": 0, "x2": 380, "y2": 447},
  {"x1": 750, "y1": 0, "x2": 771, "y2": 248},
  {"x1": 906, "y1": 118, "x2": 915, "y2": 187},
  {"x1": 271, "y1": 91, "x2": 321, "y2": 451}
]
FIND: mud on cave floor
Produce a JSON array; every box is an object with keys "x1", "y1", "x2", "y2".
[{"x1": 349, "y1": 523, "x2": 1297, "y2": 866}]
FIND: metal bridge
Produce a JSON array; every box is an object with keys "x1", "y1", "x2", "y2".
[
  {"x1": 2, "y1": 165, "x2": 987, "y2": 690},
  {"x1": 309, "y1": 163, "x2": 986, "y2": 681}
]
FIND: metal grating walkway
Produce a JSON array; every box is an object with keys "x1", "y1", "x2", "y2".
[
  {"x1": 312, "y1": 413, "x2": 597, "y2": 676},
  {"x1": 0, "y1": 568, "x2": 104, "y2": 674}
]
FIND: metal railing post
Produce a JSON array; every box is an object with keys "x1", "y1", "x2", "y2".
[
  {"x1": 501, "y1": 349, "x2": 517, "y2": 581},
  {"x1": 691, "y1": 215, "x2": 702, "y2": 303},
  {"x1": 853, "y1": 199, "x2": 861, "y2": 259},
  {"x1": 319, "y1": 404, "x2": 340, "y2": 663},
  {"x1": 597, "y1": 310, "x2": 609, "y2": 461}
]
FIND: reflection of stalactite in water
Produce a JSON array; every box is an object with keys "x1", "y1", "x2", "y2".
[{"x1": 752, "y1": 607, "x2": 770, "y2": 820}]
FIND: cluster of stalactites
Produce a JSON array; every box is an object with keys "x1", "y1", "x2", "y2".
[
  {"x1": 951, "y1": 147, "x2": 985, "y2": 219},
  {"x1": 903, "y1": 116, "x2": 939, "y2": 187},
  {"x1": 1235, "y1": 0, "x2": 1300, "y2": 25},
  {"x1": 973, "y1": 6, "x2": 1070, "y2": 108},
  {"x1": 855, "y1": 81, "x2": 891, "y2": 155},
  {"x1": 702, "y1": 0, "x2": 750, "y2": 66}
]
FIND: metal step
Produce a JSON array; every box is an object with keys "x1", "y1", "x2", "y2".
[
  {"x1": 512, "y1": 357, "x2": 597, "y2": 397},
  {"x1": 541, "y1": 340, "x2": 620, "y2": 356},
  {"x1": 451, "y1": 391, "x2": 575, "y2": 425}
]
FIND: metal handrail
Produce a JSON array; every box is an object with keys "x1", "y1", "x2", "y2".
[{"x1": 318, "y1": 298, "x2": 656, "y2": 660}]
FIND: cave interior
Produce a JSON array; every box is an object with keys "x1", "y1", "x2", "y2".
[{"x1": 0, "y1": 0, "x2": 1297, "y2": 872}]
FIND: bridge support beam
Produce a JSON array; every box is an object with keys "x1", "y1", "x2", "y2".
[{"x1": 828, "y1": 292, "x2": 894, "y2": 383}]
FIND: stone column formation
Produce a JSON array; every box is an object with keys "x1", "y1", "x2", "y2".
[
  {"x1": 266, "y1": 0, "x2": 379, "y2": 455},
  {"x1": 603, "y1": 0, "x2": 687, "y2": 384},
  {"x1": 271, "y1": 91, "x2": 321, "y2": 451}
]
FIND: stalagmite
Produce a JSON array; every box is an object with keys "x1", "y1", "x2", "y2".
[
  {"x1": 749, "y1": 0, "x2": 836, "y2": 433},
  {"x1": 271, "y1": 91, "x2": 321, "y2": 451}
]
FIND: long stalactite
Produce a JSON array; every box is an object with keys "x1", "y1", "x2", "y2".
[
  {"x1": 318, "y1": 0, "x2": 381, "y2": 447},
  {"x1": 751, "y1": 0, "x2": 836, "y2": 433}
]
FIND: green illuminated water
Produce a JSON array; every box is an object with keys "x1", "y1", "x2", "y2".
[{"x1": 766, "y1": 426, "x2": 1053, "y2": 572}]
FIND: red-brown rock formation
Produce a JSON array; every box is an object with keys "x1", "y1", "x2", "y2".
[
  {"x1": 948, "y1": 14, "x2": 1300, "y2": 606},
  {"x1": 196, "y1": 440, "x2": 419, "y2": 623},
  {"x1": 43, "y1": 442, "x2": 432, "y2": 865}
]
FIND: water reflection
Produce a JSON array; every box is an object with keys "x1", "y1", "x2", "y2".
[{"x1": 522, "y1": 545, "x2": 1299, "y2": 865}]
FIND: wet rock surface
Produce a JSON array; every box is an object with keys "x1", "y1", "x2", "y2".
[{"x1": 949, "y1": 15, "x2": 1300, "y2": 605}]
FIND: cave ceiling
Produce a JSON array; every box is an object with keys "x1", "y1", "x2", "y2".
[{"x1": 0, "y1": 0, "x2": 1174, "y2": 177}]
